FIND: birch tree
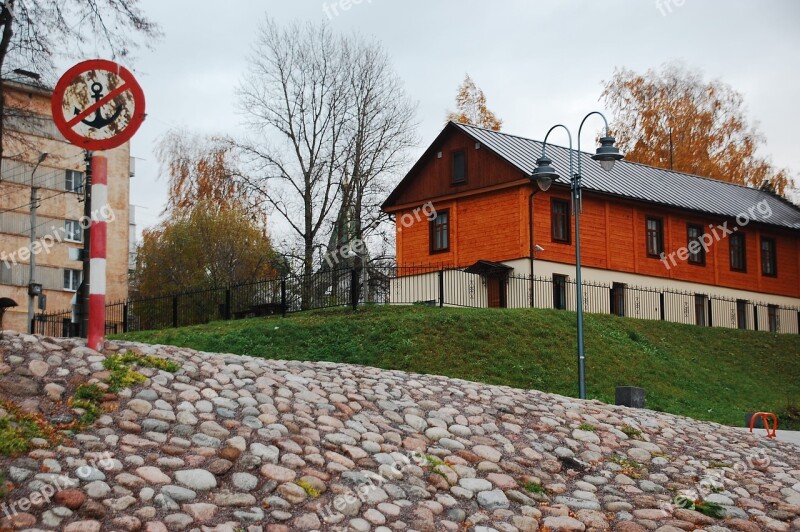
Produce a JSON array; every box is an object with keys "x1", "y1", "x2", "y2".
[
  {"x1": 602, "y1": 62, "x2": 793, "y2": 196},
  {"x1": 446, "y1": 74, "x2": 502, "y2": 131},
  {"x1": 155, "y1": 128, "x2": 268, "y2": 227}
]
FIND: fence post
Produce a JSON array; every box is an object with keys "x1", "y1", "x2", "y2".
[
  {"x1": 753, "y1": 305, "x2": 758, "y2": 331},
  {"x1": 224, "y1": 289, "x2": 232, "y2": 320},
  {"x1": 280, "y1": 278, "x2": 287, "y2": 317},
  {"x1": 123, "y1": 303, "x2": 128, "y2": 333},
  {"x1": 350, "y1": 268, "x2": 359, "y2": 311},
  {"x1": 707, "y1": 300, "x2": 713, "y2": 327},
  {"x1": 172, "y1": 296, "x2": 178, "y2": 328},
  {"x1": 659, "y1": 293, "x2": 665, "y2": 321},
  {"x1": 438, "y1": 269, "x2": 445, "y2": 308},
  {"x1": 796, "y1": 311, "x2": 799, "y2": 335}
]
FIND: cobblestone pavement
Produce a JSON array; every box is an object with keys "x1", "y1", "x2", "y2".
[{"x1": 0, "y1": 331, "x2": 798, "y2": 531}]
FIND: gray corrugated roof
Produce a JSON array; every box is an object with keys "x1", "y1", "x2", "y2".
[{"x1": 454, "y1": 122, "x2": 800, "y2": 230}]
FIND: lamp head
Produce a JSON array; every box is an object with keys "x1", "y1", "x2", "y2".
[
  {"x1": 531, "y1": 156, "x2": 559, "y2": 192},
  {"x1": 592, "y1": 137, "x2": 623, "y2": 172}
]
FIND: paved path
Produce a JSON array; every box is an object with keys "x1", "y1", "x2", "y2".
[
  {"x1": 1, "y1": 330, "x2": 799, "y2": 531},
  {"x1": 736, "y1": 427, "x2": 800, "y2": 447}
]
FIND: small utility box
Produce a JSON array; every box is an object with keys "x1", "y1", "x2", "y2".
[{"x1": 616, "y1": 386, "x2": 646, "y2": 409}]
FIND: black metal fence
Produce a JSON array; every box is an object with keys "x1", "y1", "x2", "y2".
[{"x1": 34, "y1": 265, "x2": 800, "y2": 337}]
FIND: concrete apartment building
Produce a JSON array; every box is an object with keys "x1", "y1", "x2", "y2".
[{"x1": 0, "y1": 79, "x2": 135, "y2": 333}]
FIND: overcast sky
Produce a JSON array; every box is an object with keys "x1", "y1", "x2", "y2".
[{"x1": 116, "y1": 0, "x2": 800, "y2": 234}]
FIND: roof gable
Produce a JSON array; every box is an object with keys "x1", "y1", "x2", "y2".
[{"x1": 382, "y1": 122, "x2": 527, "y2": 210}]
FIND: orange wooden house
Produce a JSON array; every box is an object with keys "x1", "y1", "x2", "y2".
[{"x1": 381, "y1": 122, "x2": 800, "y2": 333}]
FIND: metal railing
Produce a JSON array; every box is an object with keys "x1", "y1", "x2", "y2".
[{"x1": 34, "y1": 264, "x2": 800, "y2": 336}]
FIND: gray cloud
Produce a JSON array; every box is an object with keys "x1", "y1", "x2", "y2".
[{"x1": 114, "y1": 0, "x2": 800, "y2": 231}]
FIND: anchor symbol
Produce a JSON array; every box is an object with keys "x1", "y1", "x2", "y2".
[{"x1": 74, "y1": 82, "x2": 123, "y2": 129}]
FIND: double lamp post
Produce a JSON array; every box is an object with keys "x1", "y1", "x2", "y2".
[{"x1": 530, "y1": 111, "x2": 624, "y2": 399}]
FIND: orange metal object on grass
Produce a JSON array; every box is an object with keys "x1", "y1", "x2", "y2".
[{"x1": 749, "y1": 412, "x2": 778, "y2": 438}]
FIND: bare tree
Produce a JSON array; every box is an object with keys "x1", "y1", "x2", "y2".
[
  {"x1": 323, "y1": 37, "x2": 418, "y2": 273},
  {"x1": 236, "y1": 19, "x2": 418, "y2": 306},
  {"x1": 0, "y1": 0, "x2": 161, "y2": 160}
]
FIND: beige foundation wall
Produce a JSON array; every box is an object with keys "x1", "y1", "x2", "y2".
[
  {"x1": 509, "y1": 259, "x2": 800, "y2": 309},
  {"x1": 389, "y1": 257, "x2": 798, "y2": 326}
]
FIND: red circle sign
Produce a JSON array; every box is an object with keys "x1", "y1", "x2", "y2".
[{"x1": 51, "y1": 59, "x2": 146, "y2": 151}]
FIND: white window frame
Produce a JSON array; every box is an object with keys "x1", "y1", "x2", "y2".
[
  {"x1": 63, "y1": 269, "x2": 82, "y2": 291},
  {"x1": 65, "y1": 220, "x2": 82, "y2": 243},
  {"x1": 65, "y1": 170, "x2": 83, "y2": 193}
]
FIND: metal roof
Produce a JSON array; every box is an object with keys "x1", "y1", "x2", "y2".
[{"x1": 453, "y1": 122, "x2": 800, "y2": 231}]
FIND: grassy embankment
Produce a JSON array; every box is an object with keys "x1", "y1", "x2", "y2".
[{"x1": 115, "y1": 305, "x2": 800, "y2": 428}]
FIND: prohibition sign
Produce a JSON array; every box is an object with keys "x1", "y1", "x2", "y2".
[{"x1": 51, "y1": 59, "x2": 146, "y2": 151}]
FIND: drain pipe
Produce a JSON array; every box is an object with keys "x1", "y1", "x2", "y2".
[{"x1": 529, "y1": 186, "x2": 539, "y2": 307}]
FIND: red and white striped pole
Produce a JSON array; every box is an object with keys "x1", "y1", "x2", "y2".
[{"x1": 87, "y1": 153, "x2": 108, "y2": 351}]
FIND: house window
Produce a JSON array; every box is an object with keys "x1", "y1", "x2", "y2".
[
  {"x1": 729, "y1": 233, "x2": 746, "y2": 272},
  {"x1": 452, "y1": 151, "x2": 467, "y2": 184},
  {"x1": 687, "y1": 224, "x2": 705, "y2": 265},
  {"x1": 695, "y1": 294, "x2": 707, "y2": 326},
  {"x1": 63, "y1": 269, "x2": 82, "y2": 291},
  {"x1": 0, "y1": 262, "x2": 10, "y2": 284},
  {"x1": 430, "y1": 210, "x2": 449, "y2": 253},
  {"x1": 65, "y1": 170, "x2": 83, "y2": 193},
  {"x1": 551, "y1": 199, "x2": 570, "y2": 243},
  {"x1": 646, "y1": 217, "x2": 664, "y2": 257},
  {"x1": 761, "y1": 237, "x2": 777, "y2": 277},
  {"x1": 767, "y1": 305, "x2": 778, "y2": 333},
  {"x1": 553, "y1": 274, "x2": 567, "y2": 310},
  {"x1": 65, "y1": 220, "x2": 82, "y2": 243},
  {"x1": 736, "y1": 299, "x2": 748, "y2": 330}
]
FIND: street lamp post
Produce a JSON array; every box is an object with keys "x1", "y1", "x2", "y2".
[
  {"x1": 530, "y1": 112, "x2": 623, "y2": 399},
  {"x1": 28, "y1": 152, "x2": 49, "y2": 333}
]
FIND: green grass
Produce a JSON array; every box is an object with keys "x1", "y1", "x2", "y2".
[
  {"x1": 102, "y1": 352, "x2": 181, "y2": 392},
  {"x1": 113, "y1": 305, "x2": 800, "y2": 427},
  {"x1": 295, "y1": 479, "x2": 321, "y2": 498},
  {"x1": 675, "y1": 495, "x2": 726, "y2": 518},
  {"x1": 621, "y1": 425, "x2": 643, "y2": 439},
  {"x1": 0, "y1": 400, "x2": 64, "y2": 456},
  {"x1": 419, "y1": 453, "x2": 445, "y2": 468},
  {"x1": 609, "y1": 454, "x2": 643, "y2": 470},
  {"x1": 522, "y1": 481, "x2": 546, "y2": 495},
  {"x1": 73, "y1": 383, "x2": 104, "y2": 402}
]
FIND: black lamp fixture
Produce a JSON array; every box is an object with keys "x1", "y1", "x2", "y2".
[
  {"x1": 592, "y1": 136, "x2": 624, "y2": 172},
  {"x1": 532, "y1": 136, "x2": 623, "y2": 191},
  {"x1": 530, "y1": 156, "x2": 558, "y2": 191}
]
